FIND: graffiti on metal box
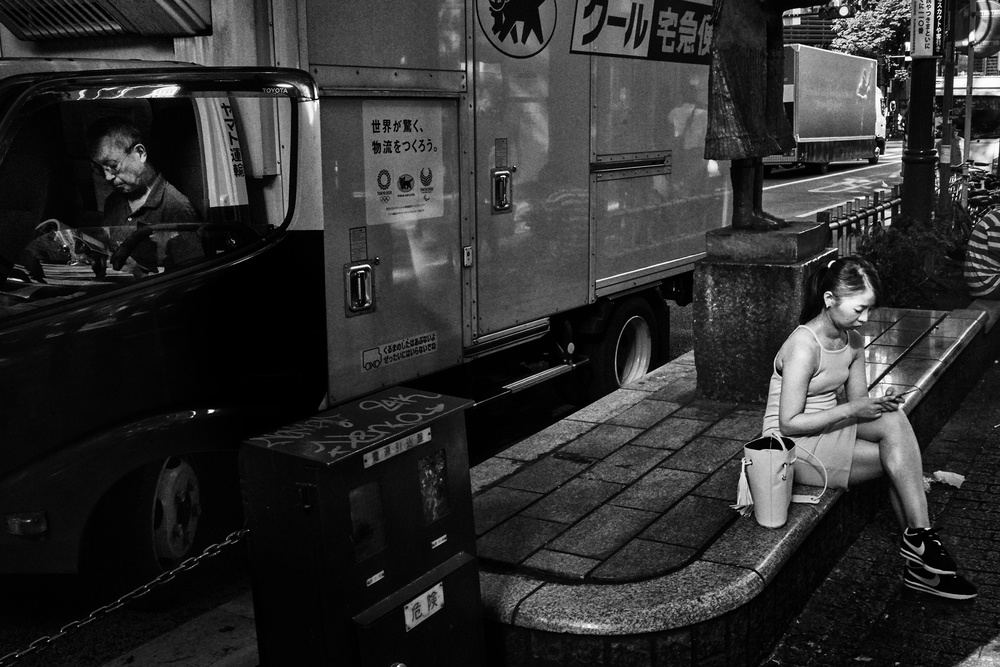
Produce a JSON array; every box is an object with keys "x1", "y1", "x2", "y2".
[{"x1": 246, "y1": 391, "x2": 448, "y2": 463}]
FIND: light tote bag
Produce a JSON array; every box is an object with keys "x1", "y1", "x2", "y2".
[{"x1": 732, "y1": 434, "x2": 827, "y2": 528}]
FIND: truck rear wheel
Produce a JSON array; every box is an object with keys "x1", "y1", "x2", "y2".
[
  {"x1": 868, "y1": 146, "x2": 881, "y2": 165},
  {"x1": 581, "y1": 297, "x2": 658, "y2": 401}
]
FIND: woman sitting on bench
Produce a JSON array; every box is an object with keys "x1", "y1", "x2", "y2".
[{"x1": 762, "y1": 256, "x2": 977, "y2": 600}]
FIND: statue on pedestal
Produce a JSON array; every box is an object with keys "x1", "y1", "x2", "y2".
[{"x1": 705, "y1": 0, "x2": 822, "y2": 230}]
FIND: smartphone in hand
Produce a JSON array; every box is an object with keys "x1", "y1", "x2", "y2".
[{"x1": 885, "y1": 388, "x2": 916, "y2": 404}]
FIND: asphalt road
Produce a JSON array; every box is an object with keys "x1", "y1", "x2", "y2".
[
  {"x1": 0, "y1": 145, "x2": 907, "y2": 667},
  {"x1": 764, "y1": 139, "x2": 904, "y2": 222}
]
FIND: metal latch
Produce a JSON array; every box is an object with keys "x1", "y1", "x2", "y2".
[
  {"x1": 345, "y1": 263, "x2": 374, "y2": 314},
  {"x1": 296, "y1": 482, "x2": 317, "y2": 512},
  {"x1": 491, "y1": 168, "x2": 512, "y2": 213}
]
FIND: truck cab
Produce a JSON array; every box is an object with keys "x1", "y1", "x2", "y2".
[{"x1": 0, "y1": 65, "x2": 327, "y2": 584}]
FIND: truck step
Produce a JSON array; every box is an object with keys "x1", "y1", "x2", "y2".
[{"x1": 472, "y1": 358, "x2": 589, "y2": 409}]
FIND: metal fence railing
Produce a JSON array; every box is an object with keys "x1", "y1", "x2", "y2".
[{"x1": 817, "y1": 185, "x2": 902, "y2": 257}]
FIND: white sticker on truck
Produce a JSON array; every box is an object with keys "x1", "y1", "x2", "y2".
[
  {"x1": 362, "y1": 332, "x2": 438, "y2": 371},
  {"x1": 363, "y1": 100, "x2": 445, "y2": 225}
]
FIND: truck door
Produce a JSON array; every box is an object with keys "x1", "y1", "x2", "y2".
[
  {"x1": 471, "y1": 0, "x2": 726, "y2": 339},
  {"x1": 322, "y1": 96, "x2": 464, "y2": 403},
  {"x1": 473, "y1": 1, "x2": 591, "y2": 338},
  {"x1": 307, "y1": 0, "x2": 469, "y2": 405}
]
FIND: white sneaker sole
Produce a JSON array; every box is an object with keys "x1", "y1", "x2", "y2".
[
  {"x1": 904, "y1": 577, "x2": 977, "y2": 600},
  {"x1": 900, "y1": 548, "x2": 958, "y2": 576}
]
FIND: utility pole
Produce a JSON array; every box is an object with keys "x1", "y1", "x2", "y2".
[
  {"x1": 938, "y1": 0, "x2": 956, "y2": 217},
  {"x1": 902, "y1": 0, "x2": 940, "y2": 225}
]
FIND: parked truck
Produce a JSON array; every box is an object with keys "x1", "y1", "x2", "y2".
[
  {"x1": 764, "y1": 43, "x2": 886, "y2": 174},
  {"x1": 0, "y1": 0, "x2": 728, "y2": 585},
  {"x1": 935, "y1": 75, "x2": 1000, "y2": 167}
]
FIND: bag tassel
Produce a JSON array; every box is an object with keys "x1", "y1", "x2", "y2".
[{"x1": 731, "y1": 457, "x2": 754, "y2": 517}]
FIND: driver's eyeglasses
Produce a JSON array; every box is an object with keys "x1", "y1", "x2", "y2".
[{"x1": 92, "y1": 143, "x2": 137, "y2": 177}]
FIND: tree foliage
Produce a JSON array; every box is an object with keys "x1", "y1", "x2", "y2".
[{"x1": 830, "y1": 0, "x2": 910, "y2": 75}]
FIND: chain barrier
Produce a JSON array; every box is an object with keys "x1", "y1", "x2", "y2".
[{"x1": 0, "y1": 527, "x2": 248, "y2": 667}]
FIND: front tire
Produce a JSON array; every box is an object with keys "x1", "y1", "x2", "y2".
[
  {"x1": 581, "y1": 297, "x2": 659, "y2": 401},
  {"x1": 85, "y1": 453, "x2": 241, "y2": 606},
  {"x1": 139, "y1": 456, "x2": 203, "y2": 570}
]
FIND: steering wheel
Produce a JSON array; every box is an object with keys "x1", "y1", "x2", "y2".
[{"x1": 110, "y1": 222, "x2": 263, "y2": 272}]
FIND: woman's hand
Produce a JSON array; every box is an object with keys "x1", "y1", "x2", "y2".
[{"x1": 849, "y1": 395, "x2": 899, "y2": 419}]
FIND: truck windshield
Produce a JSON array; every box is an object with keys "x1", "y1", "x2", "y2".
[{"x1": 0, "y1": 90, "x2": 293, "y2": 319}]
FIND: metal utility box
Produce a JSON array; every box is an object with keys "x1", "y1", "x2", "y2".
[{"x1": 240, "y1": 388, "x2": 484, "y2": 666}]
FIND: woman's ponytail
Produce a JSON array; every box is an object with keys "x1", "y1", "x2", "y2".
[
  {"x1": 799, "y1": 256, "x2": 881, "y2": 324},
  {"x1": 800, "y1": 259, "x2": 837, "y2": 324}
]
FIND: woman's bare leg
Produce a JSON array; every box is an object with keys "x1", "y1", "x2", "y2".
[
  {"x1": 849, "y1": 409, "x2": 929, "y2": 528},
  {"x1": 848, "y1": 440, "x2": 906, "y2": 528},
  {"x1": 848, "y1": 410, "x2": 975, "y2": 598}
]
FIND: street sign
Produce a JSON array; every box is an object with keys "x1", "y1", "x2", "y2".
[{"x1": 911, "y1": 0, "x2": 938, "y2": 57}]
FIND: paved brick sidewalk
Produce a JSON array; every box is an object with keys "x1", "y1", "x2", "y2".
[{"x1": 763, "y1": 359, "x2": 1000, "y2": 667}]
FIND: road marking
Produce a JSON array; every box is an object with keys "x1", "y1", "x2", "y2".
[
  {"x1": 764, "y1": 158, "x2": 901, "y2": 191},
  {"x1": 796, "y1": 201, "x2": 855, "y2": 218},
  {"x1": 808, "y1": 176, "x2": 889, "y2": 194}
]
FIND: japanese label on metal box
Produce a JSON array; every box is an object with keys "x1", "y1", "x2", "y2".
[
  {"x1": 404, "y1": 582, "x2": 444, "y2": 631},
  {"x1": 362, "y1": 427, "x2": 432, "y2": 468}
]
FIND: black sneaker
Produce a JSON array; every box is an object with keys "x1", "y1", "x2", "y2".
[
  {"x1": 900, "y1": 527, "x2": 958, "y2": 575},
  {"x1": 904, "y1": 564, "x2": 977, "y2": 600}
]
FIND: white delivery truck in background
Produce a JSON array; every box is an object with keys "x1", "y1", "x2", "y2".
[
  {"x1": 0, "y1": 0, "x2": 729, "y2": 585},
  {"x1": 764, "y1": 43, "x2": 886, "y2": 174},
  {"x1": 935, "y1": 75, "x2": 1000, "y2": 168}
]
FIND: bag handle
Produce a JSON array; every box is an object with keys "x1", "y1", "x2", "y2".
[
  {"x1": 790, "y1": 446, "x2": 828, "y2": 505},
  {"x1": 769, "y1": 432, "x2": 791, "y2": 451}
]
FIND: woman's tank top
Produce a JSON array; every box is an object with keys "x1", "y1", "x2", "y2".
[{"x1": 762, "y1": 325, "x2": 854, "y2": 435}]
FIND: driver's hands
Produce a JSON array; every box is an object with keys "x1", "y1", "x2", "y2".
[{"x1": 110, "y1": 245, "x2": 129, "y2": 271}]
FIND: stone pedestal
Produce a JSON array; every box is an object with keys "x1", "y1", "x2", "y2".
[{"x1": 694, "y1": 223, "x2": 835, "y2": 403}]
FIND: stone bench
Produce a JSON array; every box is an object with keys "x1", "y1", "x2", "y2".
[
  {"x1": 472, "y1": 307, "x2": 996, "y2": 667},
  {"x1": 970, "y1": 297, "x2": 1000, "y2": 334}
]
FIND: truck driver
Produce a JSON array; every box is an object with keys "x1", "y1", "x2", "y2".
[{"x1": 87, "y1": 116, "x2": 200, "y2": 277}]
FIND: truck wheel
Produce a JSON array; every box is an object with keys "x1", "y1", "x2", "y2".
[
  {"x1": 809, "y1": 162, "x2": 830, "y2": 175},
  {"x1": 581, "y1": 297, "x2": 658, "y2": 401},
  {"x1": 140, "y1": 457, "x2": 203, "y2": 567},
  {"x1": 85, "y1": 453, "x2": 240, "y2": 606},
  {"x1": 868, "y1": 147, "x2": 881, "y2": 165}
]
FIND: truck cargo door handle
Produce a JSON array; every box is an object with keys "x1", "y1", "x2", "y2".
[
  {"x1": 492, "y1": 169, "x2": 512, "y2": 213},
  {"x1": 347, "y1": 264, "x2": 374, "y2": 312}
]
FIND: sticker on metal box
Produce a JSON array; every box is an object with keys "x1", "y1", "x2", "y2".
[{"x1": 404, "y1": 582, "x2": 444, "y2": 631}]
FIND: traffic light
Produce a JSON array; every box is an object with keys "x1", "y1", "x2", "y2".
[{"x1": 817, "y1": 2, "x2": 856, "y2": 18}]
